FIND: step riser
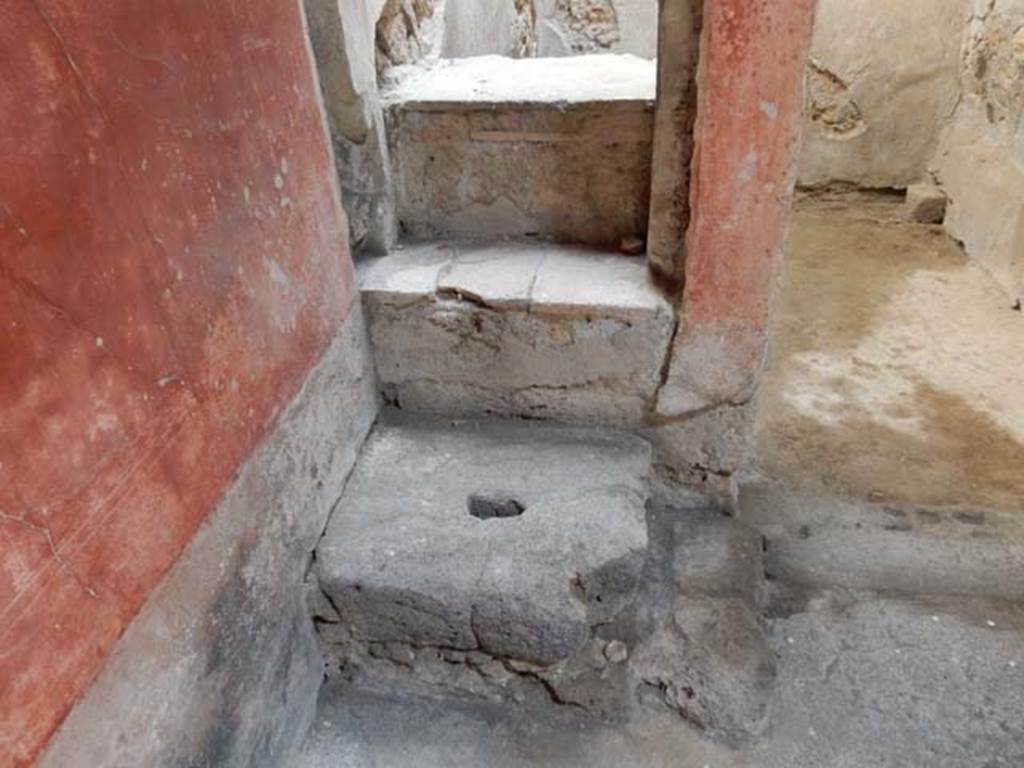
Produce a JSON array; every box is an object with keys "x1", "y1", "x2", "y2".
[
  {"x1": 387, "y1": 102, "x2": 654, "y2": 246},
  {"x1": 366, "y1": 298, "x2": 673, "y2": 426},
  {"x1": 360, "y1": 244, "x2": 674, "y2": 427}
]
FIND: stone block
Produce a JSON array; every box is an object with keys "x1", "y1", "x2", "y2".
[
  {"x1": 739, "y1": 482, "x2": 1024, "y2": 602},
  {"x1": 632, "y1": 597, "x2": 775, "y2": 743},
  {"x1": 382, "y1": 55, "x2": 655, "y2": 245},
  {"x1": 360, "y1": 242, "x2": 674, "y2": 427},
  {"x1": 671, "y1": 510, "x2": 765, "y2": 606},
  {"x1": 316, "y1": 412, "x2": 651, "y2": 666}
]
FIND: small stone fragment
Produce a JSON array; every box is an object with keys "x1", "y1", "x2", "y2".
[
  {"x1": 604, "y1": 640, "x2": 629, "y2": 664},
  {"x1": 620, "y1": 235, "x2": 646, "y2": 256},
  {"x1": 903, "y1": 183, "x2": 947, "y2": 224},
  {"x1": 466, "y1": 651, "x2": 492, "y2": 667},
  {"x1": 384, "y1": 642, "x2": 416, "y2": 666},
  {"x1": 368, "y1": 642, "x2": 415, "y2": 666},
  {"x1": 506, "y1": 658, "x2": 545, "y2": 673},
  {"x1": 479, "y1": 660, "x2": 514, "y2": 684}
]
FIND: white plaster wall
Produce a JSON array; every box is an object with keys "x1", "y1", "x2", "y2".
[
  {"x1": 534, "y1": 0, "x2": 658, "y2": 58},
  {"x1": 442, "y1": 0, "x2": 534, "y2": 58},
  {"x1": 798, "y1": 0, "x2": 968, "y2": 188},
  {"x1": 933, "y1": 0, "x2": 1024, "y2": 302},
  {"x1": 439, "y1": 0, "x2": 658, "y2": 60}
]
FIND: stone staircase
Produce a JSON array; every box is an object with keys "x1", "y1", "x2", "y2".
[{"x1": 306, "y1": 52, "x2": 774, "y2": 751}]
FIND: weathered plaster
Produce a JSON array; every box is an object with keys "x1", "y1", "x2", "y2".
[
  {"x1": 656, "y1": 0, "x2": 817, "y2": 418},
  {"x1": 646, "y1": 0, "x2": 701, "y2": 288},
  {"x1": 305, "y1": 0, "x2": 399, "y2": 254},
  {"x1": 934, "y1": 0, "x2": 1024, "y2": 303},
  {"x1": 0, "y1": 0, "x2": 354, "y2": 763},
  {"x1": 798, "y1": 0, "x2": 966, "y2": 188},
  {"x1": 39, "y1": 306, "x2": 379, "y2": 768}
]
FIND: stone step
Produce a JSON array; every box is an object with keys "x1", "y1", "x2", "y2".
[
  {"x1": 381, "y1": 54, "x2": 656, "y2": 245},
  {"x1": 311, "y1": 414, "x2": 775, "y2": 735},
  {"x1": 358, "y1": 240, "x2": 674, "y2": 427},
  {"x1": 315, "y1": 411, "x2": 654, "y2": 715}
]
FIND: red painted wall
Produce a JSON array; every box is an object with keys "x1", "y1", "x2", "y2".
[
  {"x1": 0, "y1": 2, "x2": 353, "y2": 764},
  {"x1": 657, "y1": 0, "x2": 816, "y2": 416}
]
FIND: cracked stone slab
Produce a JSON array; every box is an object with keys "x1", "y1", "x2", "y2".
[
  {"x1": 383, "y1": 55, "x2": 655, "y2": 245},
  {"x1": 316, "y1": 411, "x2": 651, "y2": 666},
  {"x1": 360, "y1": 241, "x2": 674, "y2": 427}
]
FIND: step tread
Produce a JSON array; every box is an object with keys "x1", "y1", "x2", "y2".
[
  {"x1": 316, "y1": 411, "x2": 651, "y2": 665},
  {"x1": 359, "y1": 241, "x2": 671, "y2": 318},
  {"x1": 382, "y1": 53, "x2": 656, "y2": 107}
]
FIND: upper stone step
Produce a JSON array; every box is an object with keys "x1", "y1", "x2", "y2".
[
  {"x1": 359, "y1": 240, "x2": 674, "y2": 427},
  {"x1": 381, "y1": 54, "x2": 656, "y2": 246},
  {"x1": 381, "y1": 54, "x2": 656, "y2": 106}
]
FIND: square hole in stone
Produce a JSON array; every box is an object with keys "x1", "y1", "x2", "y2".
[{"x1": 467, "y1": 493, "x2": 526, "y2": 521}]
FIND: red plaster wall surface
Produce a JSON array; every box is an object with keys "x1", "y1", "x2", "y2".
[
  {"x1": 685, "y1": 0, "x2": 817, "y2": 326},
  {"x1": 657, "y1": 0, "x2": 816, "y2": 416},
  {"x1": 0, "y1": 2, "x2": 353, "y2": 764}
]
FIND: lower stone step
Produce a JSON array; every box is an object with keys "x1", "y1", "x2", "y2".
[
  {"x1": 359, "y1": 241, "x2": 675, "y2": 427},
  {"x1": 317, "y1": 410, "x2": 651, "y2": 657},
  {"x1": 313, "y1": 412, "x2": 775, "y2": 737},
  {"x1": 315, "y1": 411, "x2": 652, "y2": 717}
]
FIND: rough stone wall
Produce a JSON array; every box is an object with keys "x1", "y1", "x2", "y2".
[
  {"x1": 933, "y1": 0, "x2": 1024, "y2": 303},
  {"x1": 40, "y1": 307, "x2": 379, "y2": 768},
  {"x1": 798, "y1": 0, "x2": 967, "y2": 188},
  {"x1": 0, "y1": 0, "x2": 362, "y2": 763}
]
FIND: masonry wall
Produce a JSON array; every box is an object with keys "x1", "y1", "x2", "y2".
[
  {"x1": 933, "y1": 0, "x2": 1024, "y2": 304},
  {"x1": 798, "y1": 0, "x2": 967, "y2": 188},
  {"x1": 0, "y1": 1, "x2": 373, "y2": 764},
  {"x1": 439, "y1": 0, "x2": 659, "y2": 59}
]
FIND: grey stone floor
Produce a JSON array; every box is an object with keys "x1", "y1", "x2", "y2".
[{"x1": 296, "y1": 589, "x2": 1024, "y2": 768}]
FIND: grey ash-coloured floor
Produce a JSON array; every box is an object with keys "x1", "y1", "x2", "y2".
[
  {"x1": 298, "y1": 409, "x2": 1024, "y2": 767},
  {"x1": 296, "y1": 588, "x2": 1024, "y2": 768}
]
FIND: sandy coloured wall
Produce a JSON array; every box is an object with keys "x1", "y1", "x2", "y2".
[
  {"x1": 933, "y1": 0, "x2": 1024, "y2": 303},
  {"x1": 798, "y1": 0, "x2": 967, "y2": 188}
]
